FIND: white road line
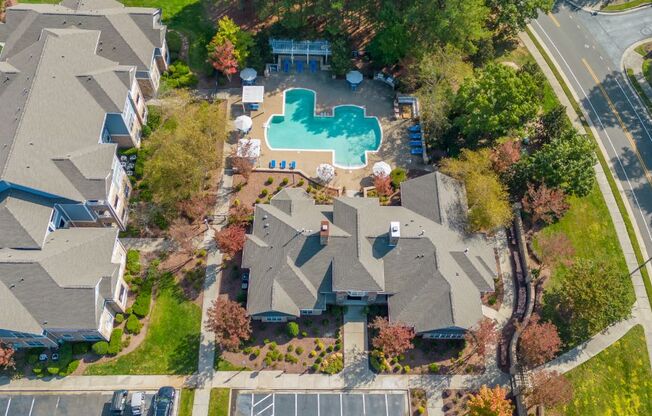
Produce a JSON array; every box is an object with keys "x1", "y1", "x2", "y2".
[
  {"x1": 384, "y1": 394, "x2": 389, "y2": 416},
  {"x1": 339, "y1": 393, "x2": 343, "y2": 416},
  {"x1": 294, "y1": 393, "x2": 297, "y2": 416},
  {"x1": 4, "y1": 398, "x2": 11, "y2": 416},
  {"x1": 28, "y1": 397, "x2": 35, "y2": 416},
  {"x1": 55, "y1": 397, "x2": 60, "y2": 409},
  {"x1": 256, "y1": 402, "x2": 273, "y2": 416},
  {"x1": 362, "y1": 394, "x2": 366, "y2": 415},
  {"x1": 317, "y1": 394, "x2": 320, "y2": 416},
  {"x1": 614, "y1": 77, "x2": 652, "y2": 143},
  {"x1": 272, "y1": 393, "x2": 275, "y2": 416},
  {"x1": 250, "y1": 393, "x2": 254, "y2": 416},
  {"x1": 253, "y1": 394, "x2": 272, "y2": 407},
  {"x1": 533, "y1": 20, "x2": 652, "y2": 245}
]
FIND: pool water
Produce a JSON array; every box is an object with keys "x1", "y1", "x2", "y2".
[{"x1": 265, "y1": 88, "x2": 382, "y2": 168}]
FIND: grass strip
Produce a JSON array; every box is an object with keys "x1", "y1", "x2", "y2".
[
  {"x1": 178, "y1": 389, "x2": 195, "y2": 416},
  {"x1": 602, "y1": 0, "x2": 651, "y2": 11},
  {"x1": 526, "y1": 26, "x2": 652, "y2": 310},
  {"x1": 626, "y1": 68, "x2": 652, "y2": 114},
  {"x1": 209, "y1": 388, "x2": 230, "y2": 416}
]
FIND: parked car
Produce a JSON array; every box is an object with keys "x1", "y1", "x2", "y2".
[
  {"x1": 152, "y1": 387, "x2": 175, "y2": 416},
  {"x1": 241, "y1": 271, "x2": 250, "y2": 290},
  {"x1": 110, "y1": 390, "x2": 128, "y2": 415},
  {"x1": 130, "y1": 391, "x2": 146, "y2": 416}
]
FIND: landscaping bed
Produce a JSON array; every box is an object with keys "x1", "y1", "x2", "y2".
[
  {"x1": 216, "y1": 308, "x2": 343, "y2": 373},
  {"x1": 409, "y1": 389, "x2": 428, "y2": 415}
]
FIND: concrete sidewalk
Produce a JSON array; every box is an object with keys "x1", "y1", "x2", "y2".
[
  {"x1": 0, "y1": 375, "x2": 186, "y2": 391},
  {"x1": 342, "y1": 306, "x2": 370, "y2": 375}
]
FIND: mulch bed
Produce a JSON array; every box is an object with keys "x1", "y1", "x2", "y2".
[
  {"x1": 441, "y1": 390, "x2": 473, "y2": 416},
  {"x1": 232, "y1": 171, "x2": 337, "y2": 208},
  {"x1": 219, "y1": 310, "x2": 342, "y2": 373},
  {"x1": 409, "y1": 389, "x2": 429, "y2": 416}
]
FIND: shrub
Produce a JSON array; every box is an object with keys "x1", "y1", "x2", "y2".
[
  {"x1": 264, "y1": 356, "x2": 273, "y2": 366},
  {"x1": 63, "y1": 359, "x2": 80, "y2": 376},
  {"x1": 301, "y1": 331, "x2": 308, "y2": 337},
  {"x1": 266, "y1": 177, "x2": 274, "y2": 185},
  {"x1": 286, "y1": 345, "x2": 294, "y2": 353},
  {"x1": 275, "y1": 186, "x2": 283, "y2": 193},
  {"x1": 306, "y1": 185, "x2": 313, "y2": 193},
  {"x1": 263, "y1": 338, "x2": 270, "y2": 344},
  {"x1": 311, "y1": 363, "x2": 319, "y2": 371},
  {"x1": 261, "y1": 189, "x2": 269, "y2": 197},
  {"x1": 243, "y1": 347, "x2": 253, "y2": 354},
  {"x1": 327, "y1": 345, "x2": 334, "y2": 353},
  {"x1": 428, "y1": 363, "x2": 440, "y2": 373},
  {"x1": 114, "y1": 313, "x2": 125, "y2": 324},
  {"x1": 320, "y1": 353, "x2": 344, "y2": 374},
  {"x1": 281, "y1": 178, "x2": 289, "y2": 186},
  {"x1": 285, "y1": 354, "x2": 298, "y2": 363},
  {"x1": 287, "y1": 322, "x2": 300, "y2": 338},
  {"x1": 297, "y1": 179, "x2": 305, "y2": 186},
  {"x1": 32, "y1": 366, "x2": 42, "y2": 375},
  {"x1": 59, "y1": 343, "x2": 73, "y2": 364},
  {"x1": 295, "y1": 346, "x2": 304, "y2": 355},
  {"x1": 403, "y1": 365, "x2": 411, "y2": 373},
  {"x1": 309, "y1": 350, "x2": 317, "y2": 357},
  {"x1": 315, "y1": 357, "x2": 322, "y2": 364},
  {"x1": 253, "y1": 348, "x2": 261, "y2": 358},
  {"x1": 47, "y1": 366, "x2": 60, "y2": 375},
  {"x1": 417, "y1": 406, "x2": 425, "y2": 414},
  {"x1": 255, "y1": 198, "x2": 261, "y2": 204},
  {"x1": 132, "y1": 276, "x2": 153, "y2": 318},
  {"x1": 126, "y1": 250, "x2": 141, "y2": 275},
  {"x1": 390, "y1": 168, "x2": 407, "y2": 189},
  {"x1": 162, "y1": 61, "x2": 199, "y2": 89},
  {"x1": 107, "y1": 329, "x2": 123, "y2": 355},
  {"x1": 92, "y1": 341, "x2": 109, "y2": 355},
  {"x1": 125, "y1": 314, "x2": 142, "y2": 334},
  {"x1": 316, "y1": 342, "x2": 325, "y2": 351},
  {"x1": 268, "y1": 342, "x2": 277, "y2": 350}
]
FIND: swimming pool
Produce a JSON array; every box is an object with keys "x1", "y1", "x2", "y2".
[{"x1": 265, "y1": 88, "x2": 382, "y2": 168}]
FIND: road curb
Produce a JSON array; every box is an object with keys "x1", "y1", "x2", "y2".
[{"x1": 565, "y1": 0, "x2": 652, "y2": 15}]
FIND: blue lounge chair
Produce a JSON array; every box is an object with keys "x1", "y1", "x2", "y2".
[
  {"x1": 283, "y1": 59, "x2": 290, "y2": 73},
  {"x1": 408, "y1": 124, "x2": 421, "y2": 132},
  {"x1": 249, "y1": 103, "x2": 260, "y2": 111},
  {"x1": 409, "y1": 132, "x2": 422, "y2": 140},
  {"x1": 269, "y1": 160, "x2": 276, "y2": 169},
  {"x1": 296, "y1": 61, "x2": 304, "y2": 73},
  {"x1": 310, "y1": 60, "x2": 318, "y2": 73},
  {"x1": 409, "y1": 140, "x2": 422, "y2": 147},
  {"x1": 280, "y1": 160, "x2": 287, "y2": 169},
  {"x1": 289, "y1": 161, "x2": 296, "y2": 169},
  {"x1": 411, "y1": 147, "x2": 423, "y2": 155}
]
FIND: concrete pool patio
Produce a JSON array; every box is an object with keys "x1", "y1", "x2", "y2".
[{"x1": 229, "y1": 71, "x2": 427, "y2": 191}]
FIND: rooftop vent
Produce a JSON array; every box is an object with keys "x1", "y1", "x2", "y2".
[
  {"x1": 389, "y1": 221, "x2": 400, "y2": 246},
  {"x1": 320, "y1": 220, "x2": 329, "y2": 246}
]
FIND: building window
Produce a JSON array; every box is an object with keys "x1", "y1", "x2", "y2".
[
  {"x1": 119, "y1": 285, "x2": 127, "y2": 304},
  {"x1": 62, "y1": 334, "x2": 73, "y2": 339},
  {"x1": 82, "y1": 335, "x2": 102, "y2": 341},
  {"x1": 26, "y1": 341, "x2": 44, "y2": 347},
  {"x1": 300, "y1": 309, "x2": 314, "y2": 315},
  {"x1": 264, "y1": 316, "x2": 284, "y2": 322},
  {"x1": 347, "y1": 291, "x2": 366, "y2": 297}
]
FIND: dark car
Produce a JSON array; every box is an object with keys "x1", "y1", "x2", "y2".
[
  {"x1": 109, "y1": 390, "x2": 128, "y2": 415},
  {"x1": 152, "y1": 387, "x2": 175, "y2": 416},
  {"x1": 241, "y1": 271, "x2": 250, "y2": 290}
]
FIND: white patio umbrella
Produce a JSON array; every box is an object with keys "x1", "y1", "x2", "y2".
[
  {"x1": 234, "y1": 115, "x2": 253, "y2": 132},
  {"x1": 372, "y1": 161, "x2": 392, "y2": 177},
  {"x1": 316, "y1": 163, "x2": 335, "y2": 183},
  {"x1": 346, "y1": 70, "x2": 363, "y2": 85},
  {"x1": 239, "y1": 67, "x2": 257, "y2": 82}
]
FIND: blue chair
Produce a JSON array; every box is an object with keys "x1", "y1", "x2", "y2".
[
  {"x1": 296, "y1": 61, "x2": 304, "y2": 73},
  {"x1": 269, "y1": 160, "x2": 276, "y2": 168},
  {"x1": 309, "y1": 60, "x2": 318, "y2": 73},
  {"x1": 409, "y1": 132, "x2": 422, "y2": 140},
  {"x1": 409, "y1": 140, "x2": 422, "y2": 147},
  {"x1": 283, "y1": 59, "x2": 290, "y2": 73},
  {"x1": 249, "y1": 103, "x2": 260, "y2": 111},
  {"x1": 280, "y1": 160, "x2": 287, "y2": 169},
  {"x1": 408, "y1": 124, "x2": 421, "y2": 133},
  {"x1": 289, "y1": 161, "x2": 296, "y2": 169},
  {"x1": 411, "y1": 147, "x2": 423, "y2": 155}
]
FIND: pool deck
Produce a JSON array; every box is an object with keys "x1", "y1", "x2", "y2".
[{"x1": 227, "y1": 71, "x2": 428, "y2": 191}]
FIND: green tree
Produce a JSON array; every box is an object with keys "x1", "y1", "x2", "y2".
[
  {"x1": 329, "y1": 37, "x2": 351, "y2": 77},
  {"x1": 518, "y1": 131, "x2": 596, "y2": 197},
  {"x1": 487, "y1": 0, "x2": 554, "y2": 39},
  {"x1": 367, "y1": 22, "x2": 409, "y2": 67},
  {"x1": 440, "y1": 149, "x2": 512, "y2": 233},
  {"x1": 207, "y1": 17, "x2": 254, "y2": 67},
  {"x1": 553, "y1": 259, "x2": 634, "y2": 345},
  {"x1": 453, "y1": 63, "x2": 540, "y2": 146}
]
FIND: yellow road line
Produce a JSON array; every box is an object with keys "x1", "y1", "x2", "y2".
[
  {"x1": 582, "y1": 58, "x2": 652, "y2": 185},
  {"x1": 548, "y1": 13, "x2": 561, "y2": 28}
]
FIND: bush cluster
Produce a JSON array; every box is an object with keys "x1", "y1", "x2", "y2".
[
  {"x1": 126, "y1": 314, "x2": 142, "y2": 334},
  {"x1": 107, "y1": 328, "x2": 124, "y2": 355},
  {"x1": 287, "y1": 322, "x2": 299, "y2": 338}
]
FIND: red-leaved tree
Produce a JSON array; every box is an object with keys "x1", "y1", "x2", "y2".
[
  {"x1": 526, "y1": 370, "x2": 573, "y2": 409},
  {"x1": 465, "y1": 318, "x2": 497, "y2": 360},
  {"x1": 228, "y1": 204, "x2": 253, "y2": 227},
  {"x1": 230, "y1": 143, "x2": 254, "y2": 181},
  {"x1": 522, "y1": 183, "x2": 569, "y2": 224},
  {"x1": 518, "y1": 314, "x2": 562, "y2": 368},
  {"x1": 215, "y1": 225, "x2": 246, "y2": 257},
  {"x1": 0, "y1": 343, "x2": 15, "y2": 369},
  {"x1": 369, "y1": 316, "x2": 415, "y2": 358},
  {"x1": 208, "y1": 39, "x2": 238, "y2": 79},
  {"x1": 206, "y1": 297, "x2": 252, "y2": 351},
  {"x1": 467, "y1": 385, "x2": 514, "y2": 416},
  {"x1": 536, "y1": 232, "x2": 575, "y2": 271},
  {"x1": 373, "y1": 174, "x2": 393, "y2": 197},
  {"x1": 491, "y1": 140, "x2": 521, "y2": 174}
]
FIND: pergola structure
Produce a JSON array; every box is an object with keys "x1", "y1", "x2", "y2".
[
  {"x1": 269, "y1": 39, "x2": 331, "y2": 64},
  {"x1": 242, "y1": 85, "x2": 264, "y2": 112}
]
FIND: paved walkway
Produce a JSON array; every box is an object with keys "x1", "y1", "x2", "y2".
[
  {"x1": 523, "y1": 29, "x2": 652, "y2": 367},
  {"x1": 0, "y1": 375, "x2": 186, "y2": 391},
  {"x1": 342, "y1": 306, "x2": 370, "y2": 375},
  {"x1": 120, "y1": 238, "x2": 173, "y2": 252}
]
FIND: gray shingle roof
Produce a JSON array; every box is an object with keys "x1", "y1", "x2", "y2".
[
  {"x1": 0, "y1": 0, "x2": 166, "y2": 72},
  {"x1": 0, "y1": 189, "x2": 55, "y2": 249},
  {"x1": 0, "y1": 227, "x2": 120, "y2": 333},
  {"x1": 0, "y1": 28, "x2": 127, "y2": 201},
  {"x1": 243, "y1": 172, "x2": 498, "y2": 333}
]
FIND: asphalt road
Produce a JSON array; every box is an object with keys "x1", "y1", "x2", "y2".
[{"x1": 530, "y1": 2, "x2": 652, "y2": 257}]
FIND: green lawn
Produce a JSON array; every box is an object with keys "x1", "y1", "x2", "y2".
[
  {"x1": 555, "y1": 325, "x2": 652, "y2": 415},
  {"x1": 215, "y1": 352, "x2": 249, "y2": 371},
  {"x1": 534, "y1": 183, "x2": 629, "y2": 291},
  {"x1": 602, "y1": 0, "x2": 651, "y2": 11},
  {"x1": 84, "y1": 274, "x2": 201, "y2": 375},
  {"x1": 209, "y1": 389, "x2": 230, "y2": 416},
  {"x1": 178, "y1": 389, "x2": 195, "y2": 416},
  {"x1": 644, "y1": 59, "x2": 652, "y2": 88}
]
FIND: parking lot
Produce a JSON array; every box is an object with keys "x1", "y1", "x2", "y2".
[
  {"x1": 234, "y1": 391, "x2": 408, "y2": 416},
  {"x1": 0, "y1": 391, "x2": 160, "y2": 416}
]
